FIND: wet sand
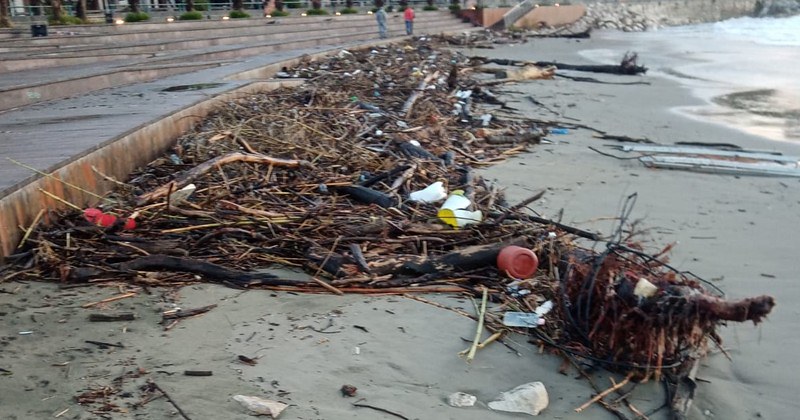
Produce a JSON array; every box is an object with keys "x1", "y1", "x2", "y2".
[{"x1": 2, "y1": 37, "x2": 799, "y2": 419}]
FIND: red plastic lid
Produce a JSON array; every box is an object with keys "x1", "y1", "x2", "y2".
[{"x1": 497, "y1": 246, "x2": 539, "y2": 279}]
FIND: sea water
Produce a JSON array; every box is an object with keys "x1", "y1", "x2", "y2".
[{"x1": 581, "y1": 15, "x2": 800, "y2": 141}]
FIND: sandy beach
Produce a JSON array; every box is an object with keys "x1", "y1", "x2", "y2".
[{"x1": 2, "y1": 34, "x2": 799, "y2": 420}]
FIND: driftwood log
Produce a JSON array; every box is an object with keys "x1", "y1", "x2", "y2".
[
  {"x1": 473, "y1": 52, "x2": 647, "y2": 76},
  {"x1": 136, "y1": 152, "x2": 314, "y2": 205}
]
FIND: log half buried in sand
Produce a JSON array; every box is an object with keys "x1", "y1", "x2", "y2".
[
  {"x1": 136, "y1": 152, "x2": 315, "y2": 205},
  {"x1": 473, "y1": 52, "x2": 647, "y2": 75}
]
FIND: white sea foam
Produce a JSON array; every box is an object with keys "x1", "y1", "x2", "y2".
[{"x1": 711, "y1": 15, "x2": 800, "y2": 46}]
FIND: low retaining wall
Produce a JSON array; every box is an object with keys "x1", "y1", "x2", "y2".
[
  {"x1": 517, "y1": 5, "x2": 588, "y2": 28},
  {"x1": 464, "y1": 5, "x2": 586, "y2": 28}
]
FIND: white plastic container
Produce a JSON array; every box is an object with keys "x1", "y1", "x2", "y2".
[{"x1": 409, "y1": 181, "x2": 447, "y2": 203}]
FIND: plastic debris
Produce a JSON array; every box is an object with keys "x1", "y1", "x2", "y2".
[
  {"x1": 455, "y1": 90, "x2": 472, "y2": 100},
  {"x1": 437, "y1": 191, "x2": 482, "y2": 228},
  {"x1": 497, "y1": 245, "x2": 539, "y2": 279},
  {"x1": 399, "y1": 141, "x2": 437, "y2": 160},
  {"x1": 488, "y1": 382, "x2": 549, "y2": 416},
  {"x1": 549, "y1": 128, "x2": 569, "y2": 135},
  {"x1": 357, "y1": 101, "x2": 382, "y2": 113},
  {"x1": 168, "y1": 153, "x2": 183, "y2": 165},
  {"x1": 83, "y1": 208, "x2": 136, "y2": 230},
  {"x1": 169, "y1": 183, "x2": 196, "y2": 203},
  {"x1": 448, "y1": 392, "x2": 477, "y2": 407},
  {"x1": 634, "y1": 278, "x2": 658, "y2": 298},
  {"x1": 409, "y1": 181, "x2": 447, "y2": 203},
  {"x1": 233, "y1": 395, "x2": 288, "y2": 418},
  {"x1": 503, "y1": 312, "x2": 544, "y2": 328},
  {"x1": 535, "y1": 300, "x2": 553, "y2": 317}
]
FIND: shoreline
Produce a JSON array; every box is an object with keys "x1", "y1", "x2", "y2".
[
  {"x1": 2, "y1": 35, "x2": 799, "y2": 420},
  {"x1": 579, "y1": 22, "x2": 800, "y2": 143}
]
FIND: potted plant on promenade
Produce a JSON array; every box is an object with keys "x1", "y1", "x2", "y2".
[
  {"x1": 307, "y1": 0, "x2": 328, "y2": 15},
  {"x1": 272, "y1": 0, "x2": 290, "y2": 16},
  {"x1": 341, "y1": 0, "x2": 357, "y2": 14},
  {"x1": 125, "y1": 0, "x2": 151, "y2": 22},
  {"x1": 179, "y1": 0, "x2": 204, "y2": 19},
  {"x1": 230, "y1": 0, "x2": 251, "y2": 18}
]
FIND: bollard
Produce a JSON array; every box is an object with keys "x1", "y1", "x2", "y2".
[{"x1": 30, "y1": 24, "x2": 48, "y2": 37}]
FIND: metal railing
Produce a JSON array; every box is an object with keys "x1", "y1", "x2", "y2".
[{"x1": 4, "y1": 0, "x2": 457, "y2": 21}]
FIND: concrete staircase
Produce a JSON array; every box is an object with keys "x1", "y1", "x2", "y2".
[
  {"x1": 0, "y1": 11, "x2": 474, "y2": 112},
  {"x1": 492, "y1": 0, "x2": 536, "y2": 29}
]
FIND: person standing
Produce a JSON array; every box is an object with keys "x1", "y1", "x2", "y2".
[
  {"x1": 404, "y1": 5, "x2": 415, "y2": 36},
  {"x1": 376, "y1": 5, "x2": 388, "y2": 39}
]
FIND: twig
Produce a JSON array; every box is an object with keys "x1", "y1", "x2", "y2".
[
  {"x1": 465, "y1": 287, "x2": 488, "y2": 362},
  {"x1": 91, "y1": 165, "x2": 129, "y2": 188},
  {"x1": 495, "y1": 190, "x2": 545, "y2": 223},
  {"x1": 401, "y1": 72, "x2": 438, "y2": 118},
  {"x1": 352, "y1": 401, "x2": 409, "y2": 420},
  {"x1": 575, "y1": 372, "x2": 634, "y2": 412},
  {"x1": 18, "y1": 209, "x2": 45, "y2": 248},
  {"x1": 81, "y1": 292, "x2": 137, "y2": 308},
  {"x1": 311, "y1": 236, "x2": 344, "y2": 295},
  {"x1": 85, "y1": 340, "x2": 124, "y2": 348},
  {"x1": 162, "y1": 304, "x2": 218, "y2": 322},
  {"x1": 150, "y1": 380, "x2": 192, "y2": 420},
  {"x1": 53, "y1": 407, "x2": 70, "y2": 418},
  {"x1": 7, "y1": 157, "x2": 106, "y2": 200},
  {"x1": 38, "y1": 189, "x2": 82, "y2": 211},
  {"x1": 89, "y1": 313, "x2": 136, "y2": 322},
  {"x1": 137, "y1": 152, "x2": 314, "y2": 205}
]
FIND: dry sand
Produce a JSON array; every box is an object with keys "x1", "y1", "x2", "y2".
[{"x1": 2, "y1": 37, "x2": 799, "y2": 420}]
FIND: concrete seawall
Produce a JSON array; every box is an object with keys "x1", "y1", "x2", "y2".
[{"x1": 470, "y1": 0, "x2": 760, "y2": 29}]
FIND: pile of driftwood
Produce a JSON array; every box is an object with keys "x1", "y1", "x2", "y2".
[{"x1": 4, "y1": 39, "x2": 773, "y2": 418}]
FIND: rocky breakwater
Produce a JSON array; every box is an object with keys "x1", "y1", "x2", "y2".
[
  {"x1": 755, "y1": 0, "x2": 800, "y2": 16},
  {"x1": 567, "y1": 0, "x2": 771, "y2": 33},
  {"x1": 571, "y1": 3, "x2": 692, "y2": 32}
]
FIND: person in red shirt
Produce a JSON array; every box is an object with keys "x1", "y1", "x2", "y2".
[{"x1": 404, "y1": 6, "x2": 415, "y2": 35}]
